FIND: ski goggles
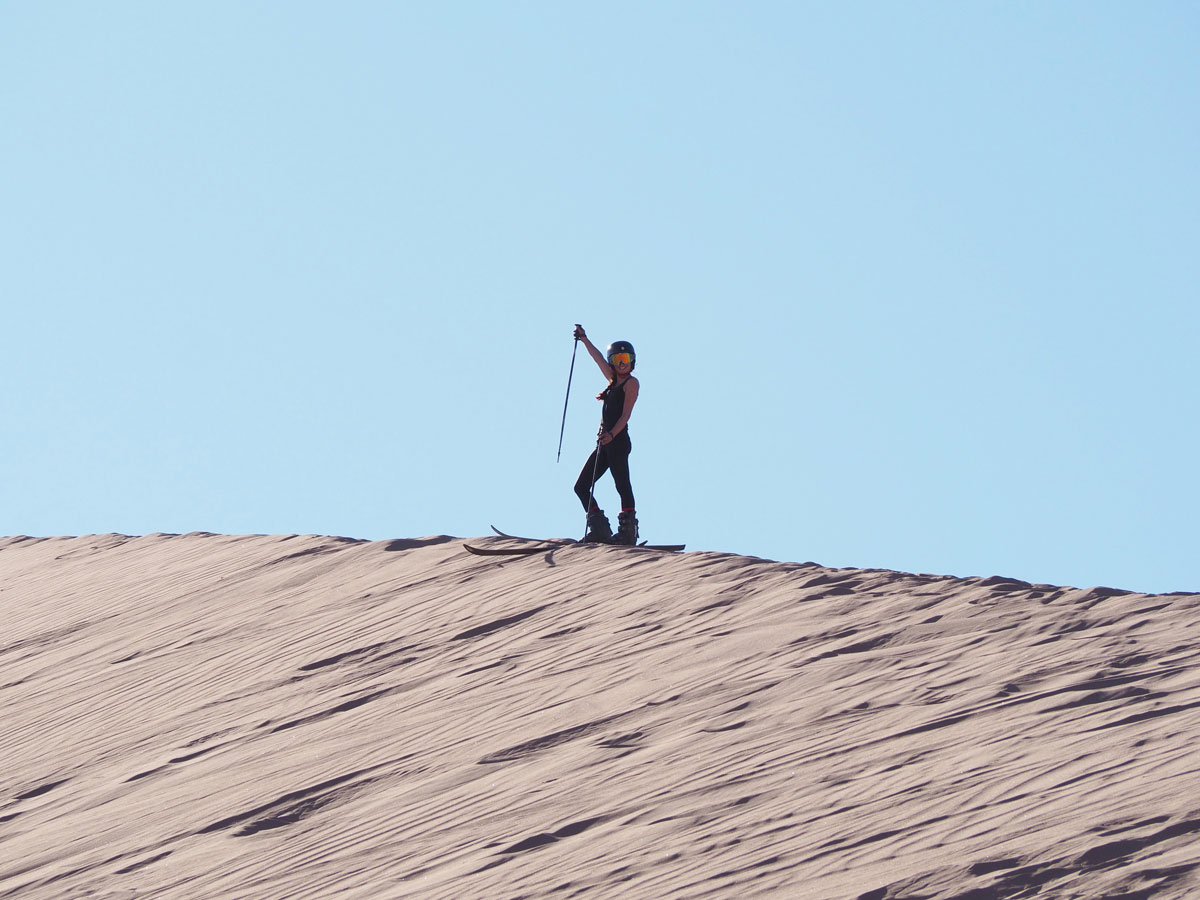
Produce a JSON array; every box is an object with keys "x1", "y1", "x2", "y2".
[{"x1": 609, "y1": 352, "x2": 633, "y2": 366}]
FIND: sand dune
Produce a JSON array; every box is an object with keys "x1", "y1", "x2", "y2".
[{"x1": 2, "y1": 532, "x2": 1199, "y2": 899}]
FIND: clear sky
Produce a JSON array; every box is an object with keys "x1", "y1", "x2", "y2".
[{"x1": 3, "y1": 2, "x2": 1197, "y2": 593}]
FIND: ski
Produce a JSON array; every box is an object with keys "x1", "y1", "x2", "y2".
[
  {"x1": 464, "y1": 542, "x2": 557, "y2": 556},
  {"x1": 465, "y1": 531, "x2": 684, "y2": 557},
  {"x1": 491, "y1": 525, "x2": 682, "y2": 552}
]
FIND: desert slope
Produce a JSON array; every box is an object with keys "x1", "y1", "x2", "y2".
[{"x1": 2, "y1": 532, "x2": 1199, "y2": 899}]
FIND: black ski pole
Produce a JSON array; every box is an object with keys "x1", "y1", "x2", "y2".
[
  {"x1": 557, "y1": 325, "x2": 581, "y2": 462},
  {"x1": 585, "y1": 436, "x2": 603, "y2": 534}
]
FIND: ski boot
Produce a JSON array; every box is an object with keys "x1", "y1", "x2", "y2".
[
  {"x1": 582, "y1": 510, "x2": 613, "y2": 543},
  {"x1": 612, "y1": 509, "x2": 639, "y2": 546}
]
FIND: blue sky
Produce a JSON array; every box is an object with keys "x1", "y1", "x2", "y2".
[{"x1": 2, "y1": 2, "x2": 1197, "y2": 593}]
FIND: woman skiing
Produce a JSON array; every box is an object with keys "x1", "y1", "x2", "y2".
[{"x1": 572, "y1": 325, "x2": 639, "y2": 545}]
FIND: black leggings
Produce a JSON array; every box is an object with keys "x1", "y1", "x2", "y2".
[{"x1": 574, "y1": 433, "x2": 634, "y2": 512}]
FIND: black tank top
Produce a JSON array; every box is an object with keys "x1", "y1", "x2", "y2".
[{"x1": 601, "y1": 378, "x2": 629, "y2": 432}]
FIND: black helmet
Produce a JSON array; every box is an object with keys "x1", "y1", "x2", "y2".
[{"x1": 606, "y1": 340, "x2": 636, "y2": 370}]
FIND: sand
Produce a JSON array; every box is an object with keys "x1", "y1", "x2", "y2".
[{"x1": 2, "y1": 532, "x2": 1199, "y2": 899}]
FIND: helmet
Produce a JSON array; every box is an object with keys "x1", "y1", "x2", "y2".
[{"x1": 606, "y1": 340, "x2": 636, "y2": 370}]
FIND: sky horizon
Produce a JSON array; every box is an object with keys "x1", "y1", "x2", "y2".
[{"x1": 3, "y1": 2, "x2": 1197, "y2": 594}]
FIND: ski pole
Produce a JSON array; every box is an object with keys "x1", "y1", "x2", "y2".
[
  {"x1": 557, "y1": 325, "x2": 581, "y2": 462},
  {"x1": 586, "y1": 436, "x2": 603, "y2": 530}
]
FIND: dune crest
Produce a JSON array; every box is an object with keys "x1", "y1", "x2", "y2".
[{"x1": 3, "y1": 533, "x2": 1199, "y2": 899}]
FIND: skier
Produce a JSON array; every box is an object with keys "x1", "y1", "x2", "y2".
[{"x1": 572, "y1": 325, "x2": 640, "y2": 545}]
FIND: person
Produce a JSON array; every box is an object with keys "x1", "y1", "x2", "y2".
[{"x1": 572, "y1": 325, "x2": 640, "y2": 545}]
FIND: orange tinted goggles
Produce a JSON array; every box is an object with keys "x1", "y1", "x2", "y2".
[{"x1": 609, "y1": 352, "x2": 633, "y2": 366}]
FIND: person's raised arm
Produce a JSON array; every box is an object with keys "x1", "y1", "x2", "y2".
[{"x1": 574, "y1": 324, "x2": 613, "y2": 381}]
